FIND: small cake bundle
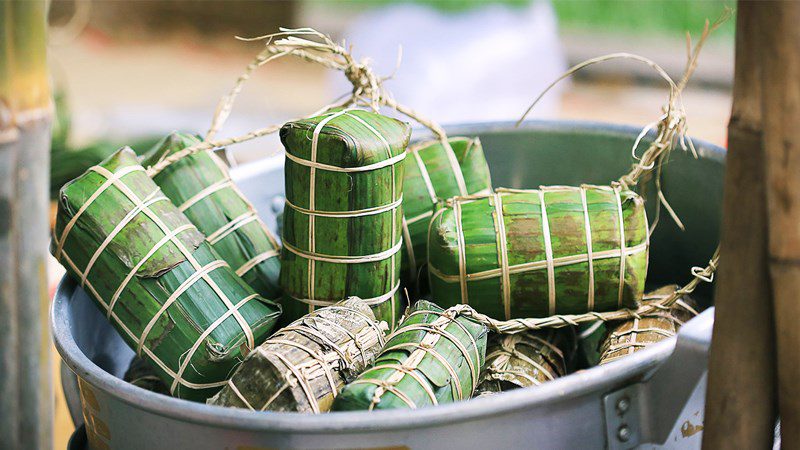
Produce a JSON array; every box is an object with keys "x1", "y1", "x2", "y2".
[
  {"x1": 401, "y1": 137, "x2": 492, "y2": 285},
  {"x1": 599, "y1": 285, "x2": 699, "y2": 365},
  {"x1": 208, "y1": 297, "x2": 386, "y2": 413},
  {"x1": 428, "y1": 186, "x2": 649, "y2": 319},
  {"x1": 475, "y1": 329, "x2": 572, "y2": 396},
  {"x1": 280, "y1": 109, "x2": 411, "y2": 328},
  {"x1": 333, "y1": 300, "x2": 488, "y2": 410},
  {"x1": 142, "y1": 132, "x2": 282, "y2": 298},
  {"x1": 52, "y1": 148, "x2": 282, "y2": 400}
]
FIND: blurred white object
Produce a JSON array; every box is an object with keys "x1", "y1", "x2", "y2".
[{"x1": 332, "y1": 1, "x2": 566, "y2": 124}]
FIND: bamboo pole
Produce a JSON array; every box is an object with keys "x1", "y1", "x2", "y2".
[
  {"x1": 0, "y1": 1, "x2": 53, "y2": 449},
  {"x1": 702, "y1": 3, "x2": 777, "y2": 448},
  {"x1": 761, "y1": 3, "x2": 800, "y2": 448}
]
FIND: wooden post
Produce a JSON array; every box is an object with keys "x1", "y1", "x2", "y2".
[
  {"x1": 703, "y1": 2, "x2": 777, "y2": 448},
  {"x1": 761, "y1": 3, "x2": 800, "y2": 448},
  {"x1": 0, "y1": 1, "x2": 53, "y2": 448}
]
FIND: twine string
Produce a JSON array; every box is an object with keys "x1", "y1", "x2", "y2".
[
  {"x1": 451, "y1": 246, "x2": 719, "y2": 334},
  {"x1": 516, "y1": 10, "x2": 730, "y2": 232}
]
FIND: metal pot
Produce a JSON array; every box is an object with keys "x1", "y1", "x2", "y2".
[{"x1": 52, "y1": 120, "x2": 724, "y2": 450}]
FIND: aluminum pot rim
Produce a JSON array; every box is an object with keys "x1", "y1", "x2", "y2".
[{"x1": 51, "y1": 118, "x2": 725, "y2": 434}]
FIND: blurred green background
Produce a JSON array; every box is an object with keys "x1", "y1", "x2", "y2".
[{"x1": 336, "y1": 0, "x2": 734, "y2": 36}]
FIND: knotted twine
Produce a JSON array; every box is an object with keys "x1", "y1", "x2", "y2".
[
  {"x1": 145, "y1": 28, "x2": 461, "y2": 177},
  {"x1": 464, "y1": 14, "x2": 728, "y2": 334}
]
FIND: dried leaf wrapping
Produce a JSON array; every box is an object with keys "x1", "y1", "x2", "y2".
[
  {"x1": 475, "y1": 329, "x2": 572, "y2": 395},
  {"x1": 599, "y1": 285, "x2": 699, "y2": 364},
  {"x1": 208, "y1": 297, "x2": 387, "y2": 413}
]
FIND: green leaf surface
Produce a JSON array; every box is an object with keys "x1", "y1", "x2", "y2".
[
  {"x1": 53, "y1": 148, "x2": 281, "y2": 401},
  {"x1": 280, "y1": 109, "x2": 411, "y2": 329},
  {"x1": 333, "y1": 300, "x2": 487, "y2": 411}
]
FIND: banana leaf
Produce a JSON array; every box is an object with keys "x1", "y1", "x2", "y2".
[
  {"x1": 428, "y1": 186, "x2": 649, "y2": 319},
  {"x1": 280, "y1": 109, "x2": 411, "y2": 329},
  {"x1": 599, "y1": 285, "x2": 699, "y2": 365},
  {"x1": 142, "y1": 132, "x2": 282, "y2": 298},
  {"x1": 52, "y1": 148, "x2": 282, "y2": 401},
  {"x1": 208, "y1": 297, "x2": 387, "y2": 413},
  {"x1": 401, "y1": 137, "x2": 492, "y2": 286},
  {"x1": 333, "y1": 300, "x2": 488, "y2": 411},
  {"x1": 475, "y1": 328, "x2": 572, "y2": 396}
]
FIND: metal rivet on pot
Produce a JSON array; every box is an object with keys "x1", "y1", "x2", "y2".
[
  {"x1": 616, "y1": 397, "x2": 630, "y2": 415},
  {"x1": 617, "y1": 425, "x2": 631, "y2": 442}
]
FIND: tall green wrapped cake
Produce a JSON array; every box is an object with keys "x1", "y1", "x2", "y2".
[
  {"x1": 52, "y1": 148, "x2": 282, "y2": 401},
  {"x1": 428, "y1": 186, "x2": 649, "y2": 319},
  {"x1": 333, "y1": 300, "x2": 487, "y2": 410},
  {"x1": 142, "y1": 132, "x2": 282, "y2": 298},
  {"x1": 279, "y1": 109, "x2": 411, "y2": 328},
  {"x1": 401, "y1": 137, "x2": 492, "y2": 285}
]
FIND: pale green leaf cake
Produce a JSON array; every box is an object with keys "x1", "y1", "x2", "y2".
[
  {"x1": 142, "y1": 132, "x2": 282, "y2": 299},
  {"x1": 52, "y1": 148, "x2": 282, "y2": 401},
  {"x1": 401, "y1": 137, "x2": 492, "y2": 287}
]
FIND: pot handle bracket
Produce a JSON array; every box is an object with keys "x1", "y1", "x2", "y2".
[{"x1": 603, "y1": 307, "x2": 714, "y2": 449}]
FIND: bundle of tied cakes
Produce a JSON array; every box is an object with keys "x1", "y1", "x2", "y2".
[{"x1": 52, "y1": 148, "x2": 282, "y2": 400}]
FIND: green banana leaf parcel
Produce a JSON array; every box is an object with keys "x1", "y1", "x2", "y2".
[
  {"x1": 428, "y1": 186, "x2": 649, "y2": 319},
  {"x1": 333, "y1": 300, "x2": 487, "y2": 411},
  {"x1": 401, "y1": 137, "x2": 492, "y2": 285},
  {"x1": 280, "y1": 109, "x2": 411, "y2": 329},
  {"x1": 142, "y1": 132, "x2": 282, "y2": 298},
  {"x1": 52, "y1": 148, "x2": 282, "y2": 401}
]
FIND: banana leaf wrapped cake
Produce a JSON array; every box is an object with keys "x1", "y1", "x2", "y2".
[
  {"x1": 208, "y1": 297, "x2": 387, "y2": 413},
  {"x1": 142, "y1": 132, "x2": 282, "y2": 298},
  {"x1": 401, "y1": 137, "x2": 492, "y2": 284},
  {"x1": 599, "y1": 285, "x2": 698, "y2": 365},
  {"x1": 428, "y1": 186, "x2": 649, "y2": 319},
  {"x1": 333, "y1": 300, "x2": 488, "y2": 411},
  {"x1": 52, "y1": 148, "x2": 282, "y2": 401},
  {"x1": 475, "y1": 329, "x2": 572, "y2": 396},
  {"x1": 280, "y1": 109, "x2": 411, "y2": 328}
]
